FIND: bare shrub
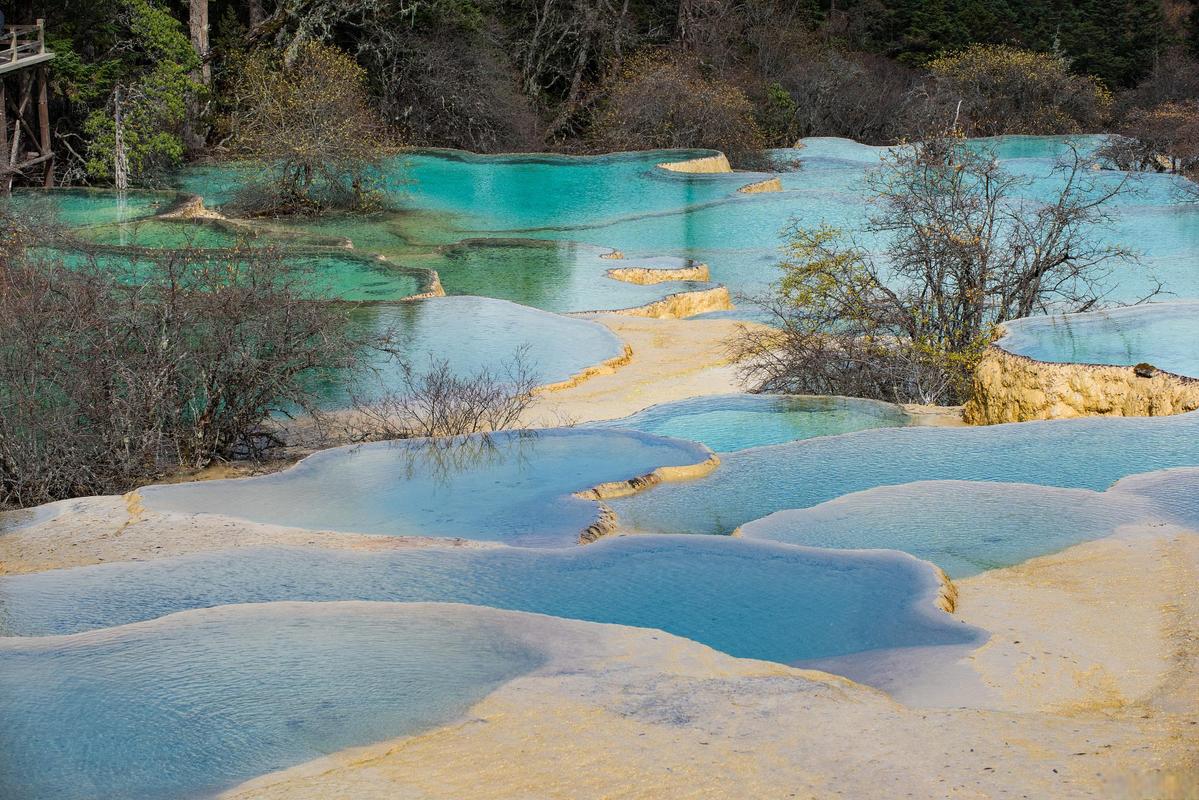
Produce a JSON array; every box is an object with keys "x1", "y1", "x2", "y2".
[
  {"x1": 920, "y1": 45, "x2": 1112, "y2": 137},
  {"x1": 763, "y1": 49, "x2": 921, "y2": 145},
  {"x1": 1120, "y1": 49, "x2": 1199, "y2": 111},
  {"x1": 335, "y1": 350, "x2": 541, "y2": 442},
  {"x1": 733, "y1": 135, "x2": 1149, "y2": 406},
  {"x1": 0, "y1": 211, "x2": 368, "y2": 508},
  {"x1": 367, "y1": 32, "x2": 541, "y2": 152},
  {"x1": 1101, "y1": 101, "x2": 1199, "y2": 180},
  {"x1": 594, "y1": 50, "x2": 764, "y2": 163},
  {"x1": 225, "y1": 41, "x2": 395, "y2": 215}
]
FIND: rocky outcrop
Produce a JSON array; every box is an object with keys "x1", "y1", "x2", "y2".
[
  {"x1": 931, "y1": 565, "x2": 958, "y2": 613},
  {"x1": 964, "y1": 346, "x2": 1199, "y2": 424},
  {"x1": 603, "y1": 286, "x2": 732, "y2": 319},
  {"x1": 157, "y1": 195, "x2": 225, "y2": 221},
  {"x1": 574, "y1": 452, "x2": 720, "y2": 544},
  {"x1": 574, "y1": 452, "x2": 721, "y2": 503},
  {"x1": 605, "y1": 263, "x2": 710, "y2": 285},
  {"x1": 656, "y1": 154, "x2": 733, "y2": 174},
  {"x1": 537, "y1": 344, "x2": 635, "y2": 394},
  {"x1": 578, "y1": 505, "x2": 618, "y2": 544},
  {"x1": 737, "y1": 177, "x2": 782, "y2": 193},
  {"x1": 400, "y1": 267, "x2": 447, "y2": 301}
]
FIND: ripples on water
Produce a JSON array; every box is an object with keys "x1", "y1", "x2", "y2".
[
  {"x1": 139, "y1": 429, "x2": 712, "y2": 547},
  {"x1": 590, "y1": 393, "x2": 913, "y2": 452},
  {"x1": 998, "y1": 301, "x2": 1199, "y2": 378},
  {"x1": 0, "y1": 603, "x2": 545, "y2": 800}
]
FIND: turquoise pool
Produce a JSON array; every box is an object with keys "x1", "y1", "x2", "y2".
[
  {"x1": 404, "y1": 238, "x2": 716, "y2": 313},
  {"x1": 8, "y1": 188, "x2": 179, "y2": 228},
  {"x1": 607, "y1": 411, "x2": 1199, "y2": 537},
  {"x1": 0, "y1": 535, "x2": 980, "y2": 659},
  {"x1": 176, "y1": 149, "x2": 764, "y2": 229},
  {"x1": 998, "y1": 301, "x2": 1199, "y2": 378},
  {"x1": 0, "y1": 603, "x2": 544, "y2": 800},
  {"x1": 24, "y1": 137, "x2": 1199, "y2": 319},
  {"x1": 43, "y1": 246, "x2": 433, "y2": 303},
  {"x1": 591, "y1": 394, "x2": 912, "y2": 452},
  {"x1": 139, "y1": 429, "x2": 713, "y2": 547}
]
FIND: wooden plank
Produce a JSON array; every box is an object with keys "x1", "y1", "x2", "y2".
[
  {"x1": 0, "y1": 81, "x2": 7, "y2": 193},
  {"x1": 0, "y1": 82, "x2": 7, "y2": 161},
  {"x1": 1, "y1": 150, "x2": 53, "y2": 173},
  {"x1": 0, "y1": 52, "x2": 55, "y2": 76}
]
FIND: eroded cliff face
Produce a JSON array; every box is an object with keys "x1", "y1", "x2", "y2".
[
  {"x1": 737, "y1": 177, "x2": 782, "y2": 193},
  {"x1": 656, "y1": 154, "x2": 732, "y2": 174},
  {"x1": 606, "y1": 286, "x2": 733, "y2": 319},
  {"x1": 965, "y1": 346, "x2": 1199, "y2": 424},
  {"x1": 605, "y1": 263, "x2": 711, "y2": 285}
]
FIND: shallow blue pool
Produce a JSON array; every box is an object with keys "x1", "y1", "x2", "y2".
[
  {"x1": 0, "y1": 603, "x2": 544, "y2": 800},
  {"x1": 0, "y1": 535, "x2": 980, "y2": 660},
  {"x1": 332, "y1": 295, "x2": 626, "y2": 406},
  {"x1": 738, "y1": 477, "x2": 1183, "y2": 578},
  {"x1": 608, "y1": 411, "x2": 1199, "y2": 536},
  {"x1": 998, "y1": 302, "x2": 1199, "y2": 378},
  {"x1": 139, "y1": 429, "x2": 712, "y2": 546},
  {"x1": 591, "y1": 394, "x2": 912, "y2": 452}
]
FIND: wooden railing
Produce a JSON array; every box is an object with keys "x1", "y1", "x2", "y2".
[{"x1": 1, "y1": 20, "x2": 47, "y2": 65}]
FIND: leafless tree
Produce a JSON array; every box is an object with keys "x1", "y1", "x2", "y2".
[
  {"x1": 733, "y1": 135, "x2": 1152, "y2": 405},
  {"x1": 225, "y1": 40, "x2": 394, "y2": 215},
  {"x1": 336, "y1": 350, "x2": 542, "y2": 442},
  {"x1": 594, "y1": 50, "x2": 763, "y2": 161},
  {"x1": 0, "y1": 208, "x2": 368, "y2": 507},
  {"x1": 1101, "y1": 100, "x2": 1199, "y2": 185}
]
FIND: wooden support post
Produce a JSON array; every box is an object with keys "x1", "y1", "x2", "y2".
[
  {"x1": 0, "y1": 81, "x2": 8, "y2": 194},
  {"x1": 8, "y1": 74, "x2": 25, "y2": 176},
  {"x1": 0, "y1": 21, "x2": 56, "y2": 191},
  {"x1": 37, "y1": 65, "x2": 51, "y2": 186},
  {"x1": 0, "y1": 82, "x2": 8, "y2": 159}
]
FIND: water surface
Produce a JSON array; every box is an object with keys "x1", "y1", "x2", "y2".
[
  {"x1": 738, "y1": 479, "x2": 1174, "y2": 577},
  {"x1": 404, "y1": 238, "x2": 716, "y2": 313},
  {"x1": 609, "y1": 411, "x2": 1199, "y2": 536},
  {"x1": 0, "y1": 602, "x2": 543, "y2": 800},
  {"x1": 8, "y1": 188, "x2": 177, "y2": 228},
  {"x1": 0, "y1": 536, "x2": 981, "y2": 662},
  {"x1": 332, "y1": 295, "x2": 626, "y2": 405},
  {"x1": 998, "y1": 302, "x2": 1199, "y2": 377},
  {"x1": 140, "y1": 429, "x2": 712, "y2": 546},
  {"x1": 592, "y1": 394, "x2": 911, "y2": 452}
]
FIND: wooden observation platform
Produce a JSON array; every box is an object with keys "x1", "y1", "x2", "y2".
[{"x1": 0, "y1": 19, "x2": 55, "y2": 191}]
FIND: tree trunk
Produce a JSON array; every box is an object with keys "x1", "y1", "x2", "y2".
[
  {"x1": 184, "y1": 0, "x2": 211, "y2": 153},
  {"x1": 248, "y1": 0, "x2": 266, "y2": 27},
  {"x1": 677, "y1": 0, "x2": 694, "y2": 46}
]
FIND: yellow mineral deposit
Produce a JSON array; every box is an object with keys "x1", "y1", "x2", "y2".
[{"x1": 966, "y1": 346, "x2": 1199, "y2": 424}]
